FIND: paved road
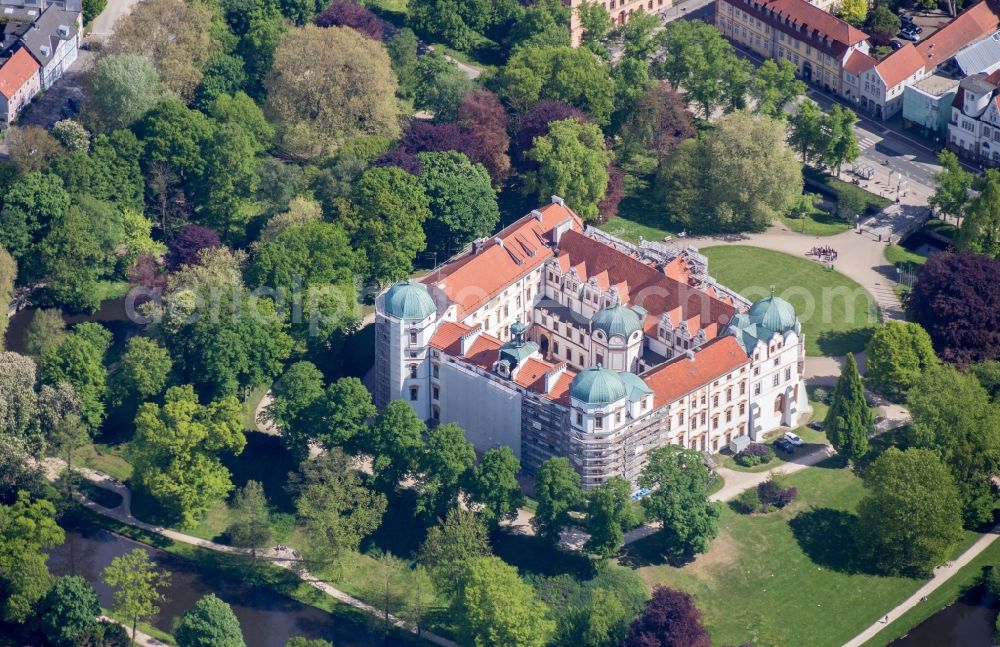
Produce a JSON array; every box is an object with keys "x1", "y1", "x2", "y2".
[
  {"x1": 44, "y1": 459, "x2": 457, "y2": 647},
  {"x1": 842, "y1": 525, "x2": 1000, "y2": 647},
  {"x1": 90, "y1": 0, "x2": 142, "y2": 41}
]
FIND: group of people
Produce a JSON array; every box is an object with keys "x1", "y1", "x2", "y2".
[{"x1": 808, "y1": 246, "x2": 838, "y2": 261}]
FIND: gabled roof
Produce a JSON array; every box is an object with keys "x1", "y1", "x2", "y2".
[
  {"x1": 844, "y1": 49, "x2": 877, "y2": 76},
  {"x1": 873, "y1": 43, "x2": 925, "y2": 88},
  {"x1": 916, "y1": 0, "x2": 1000, "y2": 68},
  {"x1": 731, "y1": 0, "x2": 868, "y2": 57},
  {"x1": 19, "y1": 6, "x2": 77, "y2": 67},
  {"x1": 423, "y1": 202, "x2": 584, "y2": 319},
  {"x1": 642, "y1": 337, "x2": 750, "y2": 408},
  {"x1": 555, "y1": 230, "x2": 738, "y2": 340},
  {"x1": 0, "y1": 47, "x2": 38, "y2": 99}
]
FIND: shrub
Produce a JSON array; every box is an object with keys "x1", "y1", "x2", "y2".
[
  {"x1": 733, "y1": 488, "x2": 761, "y2": 514},
  {"x1": 757, "y1": 477, "x2": 797, "y2": 510},
  {"x1": 734, "y1": 443, "x2": 774, "y2": 467}
]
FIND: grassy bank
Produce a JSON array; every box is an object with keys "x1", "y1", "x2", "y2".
[{"x1": 633, "y1": 465, "x2": 983, "y2": 647}]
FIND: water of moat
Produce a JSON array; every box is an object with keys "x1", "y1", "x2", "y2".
[
  {"x1": 49, "y1": 524, "x2": 403, "y2": 647},
  {"x1": 889, "y1": 586, "x2": 998, "y2": 647}
]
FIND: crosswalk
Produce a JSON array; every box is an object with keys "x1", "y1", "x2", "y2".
[{"x1": 858, "y1": 135, "x2": 879, "y2": 151}]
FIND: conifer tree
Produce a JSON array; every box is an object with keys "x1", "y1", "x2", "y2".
[{"x1": 824, "y1": 353, "x2": 873, "y2": 463}]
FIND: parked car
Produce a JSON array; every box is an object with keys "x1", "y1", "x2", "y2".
[
  {"x1": 784, "y1": 431, "x2": 804, "y2": 446},
  {"x1": 899, "y1": 24, "x2": 922, "y2": 41},
  {"x1": 899, "y1": 12, "x2": 914, "y2": 24},
  {"x1": 807, "y1": 420, "x2": 823, "y2": 431},
  {"x1": 774, "y1": 438, "x2": 795, "y2": 453},
  {"x1": 890, "y1": 40, "x2": 904, "y2": 51}
]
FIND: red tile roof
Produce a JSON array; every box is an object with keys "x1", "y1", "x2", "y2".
[
  {"x1": 725, "y1": 0, "x2": 868, "y2": 57},
  {"x1": 513, "y1": 357, "x2": 577, "y2": 404},
  {"x1": 873, "y1": 43, "x2": 925, "y2": 88},
  {"x1": 643, "y1": 336, "x2": 750, "y2": 408},
  {"x1": 986, "y1": 69, "x2": 1000, "y2": 86},
  {"x1": 422, "y1": 203, "x2": 584, "y2": 319},
  {"x1": 844, "y1": 49, "x2": 877, "y2": 76},
  {"x1": 555, "y1": 230, "x2": 738, "y2": 339},
  {"x1": 428, "y1": 321, "x2": 502, "y2": 370},
  {"x1": 916, "y1": 0, "x2": 1000, "y2": 68},
  {"x1": 0, "y1": 48, "x2": 38, "y2": 100},
  {"x1": 429, "y1": 320, "x2": 474, "y2": 353}
]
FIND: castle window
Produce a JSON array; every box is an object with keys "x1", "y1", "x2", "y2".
[
  {"x1": 773, "y1": 357, "x2": 780, "y2": 367},
  {"x1": 740, "y1": 382, "x2": 746, "y2": 395},
  {"x1": 409, "y1": 387, "x2": 419, "y2": 401},
  {"x1": 595, "y1": 416, "x2": 603, "y2": 429},
  {"x1": 785, "y1": 367, "x2": 792, "y2": 381},
  {"x1": 678, "y1": 412, "x2": 685, "y2": 425},
  {"x1": 712, "y1": 395, "x2": 719, "y2": 407},
  {"x1": 739, "y1": 403, "x2": 746, "y2": 415},
  {"x1": 615, "y1": 412, "x2": 622, "y2": 424},
  {"x1": 700, "y1": 411, "x2": 706, "y2": 425},
  {"x1": 753, "y1": 366, "x2": 760, "y2": 377},
  {"x1": 432, "y1": 364, "x2": 439, "y2": 378},
  {"x1": 754, "y1": 383, "x2": 761, "y2": 396},
  {"x1": 554, "y1": 342, "x2": 560, "y2": 356},
  {"x1": 432, "y1": 386, "x2": 439, "y2": 400},
  {"x1": 712, "y1": 416, "x2": 719, "y2": 429},
  {"x1": 597, "y1": 354, "x2": 604, "y2": 366},
  {"x1": 726, "y1": 410, "x2": 732, "y2": 422},
  {"x1": 409, "y1": 364, "x2": 418, "y2": 379},
  {"x1": 409, "y1": 332, "x2": 417, "y2": 345},
  {"x1": 772, "y1": 374, "x2": 780, "y2": 387},
  {"x1": 727, "y1": 387, "x2": 732, "y2": 402},
  {"x1": 576, "y1": 412, "x2": 583, "y2": 424}
]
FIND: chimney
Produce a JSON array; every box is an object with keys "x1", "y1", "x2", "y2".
[
  {"x1": 551, "y1": 195, "x2": 565, "y2": 206},
  {"x1": 686, "y1": 349, "x2": 695, "y2": 361},
  {"x1": 530, "y1": 209, "x2": 543, "y2": 221}
]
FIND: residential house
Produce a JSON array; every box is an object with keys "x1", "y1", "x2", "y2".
[
  {"x1": 0, "y1": 46, "x2": 40, "y2": 126},
  {"x1": 567, "y1": 0, "x2": 671, "y2": 45},
  {"x1": 14, "y1": 6, "x2": 81, "y2": 89},
  {"x1": 948, "y1": 70, "x2": 1000, "y2": 165},
  {"x1": 715, "y1": 0, "x2": 871, "y2": 98}
]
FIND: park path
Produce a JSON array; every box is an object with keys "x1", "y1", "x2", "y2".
[
  {"x1": 98, "y1": 616, "x2": 167, "y2": 647},
  {"x1": 842, "y1": 526, "x2": 1000, "y2": 647},
  {"x1": 42, "y1": 459, "x2": 457, "y2": 647}
]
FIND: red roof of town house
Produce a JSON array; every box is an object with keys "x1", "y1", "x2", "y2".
[
  {"x1": 643, "y1": 336, "x2": 750, "y2": 408},
  {"x1": 0, "y1": 48, "x2": 38, "y2": 100},
  {"x1": 422, "y1": 202, "x2": 584, "y2": 319},
  {"x1": 733, "y1": 0, "x2": 868, "y2": 57},
  {"x1": 554, "y1": 230, "x2": 738, "y2": 339},
  {"x1": 916, "y1": 0, "x2": 1000, "y2": 68},
  {"x1": 428, "y1": 320, "x2": 475, "y2": 353},
  {"x1": 844, "y1": 49, "x2": 878, "y2": 76},
  {"x1": 873, "y1": 43, "x2": 926, "y2": 88},
  {"x1": 514, "y1": 357, "x2": 577, "y2": 404}
]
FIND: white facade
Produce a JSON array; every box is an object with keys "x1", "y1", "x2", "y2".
[{"x1": 948, "y1": 72, "x2": 1000, "y2": 165}]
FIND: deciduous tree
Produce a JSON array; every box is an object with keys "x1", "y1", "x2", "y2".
[
  {"x1": 419, "y1": 508, "x2": 491, "y2": 599},
  {"x1": 0, "y1": 352, "x2": 40, "y2": 452},
  {"x1": 84, "y1": 55, "x2": 162, "y2": 132},
  {"x1": 265, "y1": 361, "x2": 326, "y2": 459},
  {"x1": 363, "y1": 400, "x2": 426, "y2": 491},
  {"x1": 37, "y1": 576, "x2": 101, "y2": 647},
  {"x1": 623, "y1": 587, "x2": 710, "y2": 647},
  {"x1": 585, "y1": 476, "x2": 637, "y2": 559},
  {"x1": 175, "y1": 594, "x2": 246, "y2": 647},
  {"x1": 838, "y1": 0, "x2": 867, "y2": 26},
  {"x1": 227, "y1": 480, "x2": 272, "y2": 562},
  {"x1": 907, "y1": 363, "x2": 1000, "y2": 527},
  {"x1": 639, "y1": 445, "x2": 719, "y2": 559},
  {"x1": 40, "y1": 324, "x2": 110, "y2": 432},
  {"x1": 908, "y1": 251, "x2": 1000, "y2": 364},
  {"x1": 864, "y1": 321, "x2": 938, "y2": 400},
  {"x1": 315, "y1": 0, "x2": 383, "y2": 39},
  {"x1": 467, "y1": 445, "x2": 524, "y2": 527},
  {"x1": 659, "y1": 20, "x2": 751, "y2": 118},
  {"x1": 621, "y1": 82, "x2": 696, "y2": 163},
  {"x1": 265, "y1": 25, "x2": 400, "y2": 159},
  {"x1": 454, "y1": 556, "x2": 555, "y2": 647},
  {"x1": 532, "y1": 456, "x2": 582, "y2": 543},
  {"x1": 751, "y1": 59, "x2": 806, "y2": 119},
  {"x1": 525, "y1": 118, "x2": 611, "y2": 222},
  {"x1": 959, "y1": 169, "x2": 1000, "y2": 258},
  {"x1": 416, "y1": 422, "x2": 475, "y2": 520},
  {"x1": 930, "y1": 150, "x2": 974, "y2": 223},
  {"x1": 104, "y1": 0, "x2": 214, "y2": 100},
  {"x1": 0, "y1": 492, "x2": 64, "y2": 623},
  {"x1": 23, "y1": 308, "x2": 66, "y2": 360},
  {"x1": 498, "y1": 46, "x2": 615, "y2": 123},
  {"x1": 856, "y1": 448, "x2": 963, "y2": 575},
  {"x1": 457, "y1": 89, "x2": 512, "y2": 185},
  {"x1": 6, "y1": 126, "x2": 64, "y2": 175},
  {"x1": 101, "y1": 548, "x2": 170, "y2": 647},
  {"x1": 417, "y1": 151, "x2": 499, "y2": 255},
  {"x1": 130, "y1": 384, "x2": 246, "y2": 526}
]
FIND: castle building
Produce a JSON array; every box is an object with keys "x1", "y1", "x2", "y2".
[{"x1": 374, "y1": 199, "x2": 807, "y2": 488}]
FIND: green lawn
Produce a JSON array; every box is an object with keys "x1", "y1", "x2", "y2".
[
  {"x1": 778, "y1": 211, "x2": 851, "y2": 236},
  {"x1": 701, "y1": 246, "x2": 879, "y2": 356},
  {"x1": 79, "y1": 443, "x2": 133, "y2": 482},
  {"x1": 632, "y1": 466, "x2": 983, "y2": 647},
  {"x1": 241, "y1": 384, "x2": 269, "y2": 431},
  {"x1": 884, "y1": 244, "x2": 927, "y2": 268},
  {"x1": 599, "y1": 216, "x2": 673, "y2": 245}
]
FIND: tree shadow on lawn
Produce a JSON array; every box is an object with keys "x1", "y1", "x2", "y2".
[
  {"x1": 816, "y1": 326, "x2": 878, "y2": 356},
  {"x1": 618, "y1": 531, "x2": 697, "y2": 569},
  {"x1": 789, "y1": 507, "x2": 879, "y2": 575},
  {"x1": 491, "y1": 529, "x2": 596, "y2": 580},
  {"x1": 360, "y1": 488, "x2": 431, "y2": 559}
]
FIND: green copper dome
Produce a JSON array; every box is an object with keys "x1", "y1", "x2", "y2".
[
  {"x1": 591, "y1": 304, "x2": 643, "y2": 339},
  {"x1": 383, "y1": 281, "x2": 436, "y2": 320},
  {"x1": 747, "y1": 293, "x2": 797, "y2": 333},
  {"x1": 570, "y1": 365, "x2": 627, "y2": 405}
]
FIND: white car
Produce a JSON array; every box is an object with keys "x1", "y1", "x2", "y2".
[{"x1": 784, "y1": 432, "x2": 804, "y2": 447}]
